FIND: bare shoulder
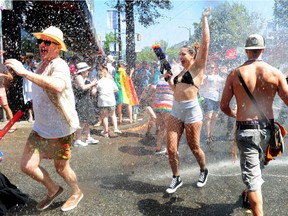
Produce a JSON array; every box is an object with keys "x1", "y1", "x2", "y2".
[{"x1": 226, "y1": 68, "x2": 238, "y2": 81}]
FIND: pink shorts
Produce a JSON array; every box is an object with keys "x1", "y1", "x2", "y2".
[{"x1": 0, "y1": 88, "x2": 7, "y2": 106}]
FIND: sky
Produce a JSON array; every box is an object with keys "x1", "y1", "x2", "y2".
[{"x1": 93, "y1": 0, "x2": 275, "y2": 52}]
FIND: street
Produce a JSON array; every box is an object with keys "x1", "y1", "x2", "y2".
[{"x1": 1, "y1": 117, "x2": 288, "y2": 216}]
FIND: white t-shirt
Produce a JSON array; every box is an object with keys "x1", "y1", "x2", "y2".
[
  {"x1": 106, "y1": 63, "x2": 115, "y2": 78},
  {"x1": 32, "y1": 58, "x2": 79, "y2": 138},
  {"x1": 200, "y1": 74, "x2": 225, "y2": 101},
  {"x1": 96, "y1": 77, "x2": 118, "y2": 107}
]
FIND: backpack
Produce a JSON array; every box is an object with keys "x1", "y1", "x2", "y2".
[{"x1": 0, "y1": 172, "x2": 29, "y2": 215}]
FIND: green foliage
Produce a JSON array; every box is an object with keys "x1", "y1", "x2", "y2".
[
  {"x1": 136, "y1": 41, "x2": 179, "y2": 63},
  {"x1": 166, "y1": 47, "x2": 179, "y2": 61},
  {"x1": 103, "y1": 32, "x2": 117, "y2": 55},
  {"x1": 136, "y1": 46, "x2": 155, "y2": 63},
  {"x1": 193, "y1": 2, "x2": 263, "y2": 60},
  {"x1": 274, "y1": 0, "x2": 288, "y2": 28},
  {"x1": 134, "y1": 0, "x2": 173, "y2": 27}
]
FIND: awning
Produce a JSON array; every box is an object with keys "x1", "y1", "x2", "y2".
[{"x1": 19, "y1": 0, "x2": 100, "y2": 57}]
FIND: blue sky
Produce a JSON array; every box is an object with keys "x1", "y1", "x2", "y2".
[{"x1": 93, "y1": 0, "x2": 275, "y2": 51}]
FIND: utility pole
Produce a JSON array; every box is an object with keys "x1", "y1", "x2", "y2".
[
  {"x1": 178, "y1": 26, "x2": 192, "y2": 42},
  {"x1": 117, "y1": 0, "x2": 122, "y2": 60}
]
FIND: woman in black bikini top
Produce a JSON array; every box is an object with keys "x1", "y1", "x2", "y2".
[
  {"x1": 173, "y1": 71, "x2": 199, "y2": 89},
  {"x1": 163, "y1": 7, "x2": 211, "y2": 194}
]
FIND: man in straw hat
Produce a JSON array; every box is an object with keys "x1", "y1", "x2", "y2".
[
  {"x1": 5, "y1": 26, "x2": 83, "y2": 212},
  {"x1": 220, "y1": 34, "x2": 288, "y2": 216}
]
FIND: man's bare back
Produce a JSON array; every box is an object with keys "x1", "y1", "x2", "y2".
[{"x1": 221, "y1": 58, "x2": 288, "y2": 121}]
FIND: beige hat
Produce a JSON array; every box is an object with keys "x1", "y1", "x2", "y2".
[
  {"x1": 106, "y1": 55, "x2": 114, "y2": 63},
  {"x1": 245, "y1": 34, "x2": 265, "y2": 50},
  {"x1": 76, "y1": 62, "x2": 91, "y2": 73},
  {"x1": 33, "y1": 26, "x2": 67, "y2": 52}
]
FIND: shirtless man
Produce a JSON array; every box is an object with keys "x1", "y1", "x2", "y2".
[{"x1": 220, "y1": 34, "x2": 288, "y2": 216}]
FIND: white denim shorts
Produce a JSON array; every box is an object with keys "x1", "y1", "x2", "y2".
[{"x1": 171, "y1": 99, "x2": 203, "y2": 124}]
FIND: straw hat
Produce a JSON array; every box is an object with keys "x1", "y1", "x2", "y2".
[
  {"x1": 33, "y1": 26, "x2": 67, "y2": 52},
  {"x1": 76, "y1": 62, "x2": 91, "y2": 74}
]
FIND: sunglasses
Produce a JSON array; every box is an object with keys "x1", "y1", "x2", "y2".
[{"x1": 36, "y1": 39, "x2": 59, "y2": 46}]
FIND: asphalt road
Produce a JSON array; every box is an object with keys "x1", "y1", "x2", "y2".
[{"x1": 1, "y1": 116, "x2": 288, "y2": 216}]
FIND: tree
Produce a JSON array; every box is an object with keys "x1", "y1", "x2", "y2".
[
  {"x1": 103, "y1": 32, "x2": 117, "y2": 56},
  {"x1": 271, "y1": 0, "x2": 288, "y2": 67},
  {"x1": 273, "y1": 0, "x2": 288, "y2": 28},
  {"x1": 133, "y1": 0, "x2": 172, "y2": 27},
  {"x1": 136, "y1": 46, "x2": 155, "y2": 63},
  {"x1": 125, "y1": 0, "x2": 135, "y2": 72},
  {"x1": 193, "y1": 2, "x2": 263, "y2": 65},
  {"x1": 106, "y1": 0, "x2": 172, "y2": 71},
  {"x1": 136, "y1": 39, "x2": 179, "y2": 66}
]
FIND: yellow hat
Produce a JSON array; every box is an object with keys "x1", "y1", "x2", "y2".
[{"x1": 33, "y1": 26, "x2": 67, "y2": 52}]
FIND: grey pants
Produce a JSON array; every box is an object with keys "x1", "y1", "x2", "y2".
[{"x1": 236, "y1": 128, "x2": 271, "y2": 191}]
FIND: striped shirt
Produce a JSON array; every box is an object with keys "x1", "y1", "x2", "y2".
[{"x1": 153, "y1": 79, "x2": 174, "y2": 112}]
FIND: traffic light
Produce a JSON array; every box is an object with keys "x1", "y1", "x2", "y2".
[{"x1": 137, "y1": 33, "x2": 141, "y2": 41}]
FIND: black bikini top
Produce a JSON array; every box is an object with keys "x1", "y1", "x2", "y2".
[{"x1": 173, "y1": 71, "x2": 198, "y2": 88}]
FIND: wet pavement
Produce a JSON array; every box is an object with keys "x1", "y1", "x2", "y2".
[{"x1": 1, "y1": 115, "x2": 288, "y2": 216}]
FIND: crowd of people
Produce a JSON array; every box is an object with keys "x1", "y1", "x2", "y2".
[{"x1": 1, "y1": 6, "x2": 287, "y2": 216}]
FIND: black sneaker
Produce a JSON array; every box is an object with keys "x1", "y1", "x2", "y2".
[
  {"x1": 197, "y1": 168, "x2": 208, "y2": 188},
  {"x1": 166, "y1": 176, "x2": 183, "y2": 194},
  {"x1": 242, "y1": 190, "x2": 251, "y2": 209}
]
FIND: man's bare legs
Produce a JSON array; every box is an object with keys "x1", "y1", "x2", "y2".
[
  {"x1": 21, "y1": 147, "x2": 82, "y2": 209},
  {"x1": 54, "y1": 159, "x2": 82, "y2": 197},
  {"x1": 20, "y1": 150, "x2": 60, "y2": 198},
  {"x1": 248, "y1": 191, "x2": 263, "y2": 216}
]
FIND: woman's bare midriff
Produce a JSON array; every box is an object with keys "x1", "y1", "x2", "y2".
[{"x1": 174, "y1": 83, "x2": 198, "y2": 102}]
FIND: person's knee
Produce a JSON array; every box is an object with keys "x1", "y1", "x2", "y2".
[
  {"x1": 190, "y1": 145, "x2": 201, "y2": 156},
  {"x1": 168, "y1": 152, "x2": 178, "y2": 163},
  {"x1": 20, "y1": 160, "x2": 35, "y2": 175},
  {"x1": 248, "y1": 190, "x2": 262, "y2": 206},
  {"x1": 54, "y1": 160, "x2": 69, "y2": 175}
]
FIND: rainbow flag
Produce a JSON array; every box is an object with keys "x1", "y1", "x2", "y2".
[{"x1": 115, "y1": 67, "x2": 139, "y2": 106}]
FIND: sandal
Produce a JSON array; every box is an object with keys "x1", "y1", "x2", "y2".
[{"x1": 8, "y1": 127, "x2": 17, "y2": 133}]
